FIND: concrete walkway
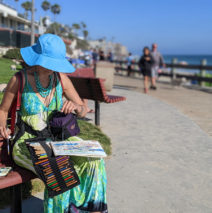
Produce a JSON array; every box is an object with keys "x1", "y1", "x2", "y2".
[
  {"x1": 114, "y1": 74, "x2": 212, "y2": 138},
  {"x1": 99, "y1": 88, "x2": 212, "y2": 213},
  {"x1": 1, "y1": 88, "x2": 212, "y2": 213}
]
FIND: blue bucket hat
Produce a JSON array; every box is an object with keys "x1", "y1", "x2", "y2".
[{"x1": 20, "y1": 34, "x2": 75, "y2": 73}]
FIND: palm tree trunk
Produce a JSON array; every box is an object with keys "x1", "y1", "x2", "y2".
[
  {"x1": 31, "y1": 0, "x2": 35, "y2": 45},
  {"x1": 54, "y1": 14, "x2": 57, "y2": 34}
]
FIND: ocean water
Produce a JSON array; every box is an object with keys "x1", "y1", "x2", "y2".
[
  {"x1": 162, "y1": 55, "x2": 212, "y2": 74},
  {"x1": 163, "y1": 55, "x2": 212, "y2": 66}
]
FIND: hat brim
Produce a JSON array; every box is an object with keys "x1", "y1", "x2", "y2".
[{"x1": 20, "y1": 46, "x2": 75, "y2": 73}]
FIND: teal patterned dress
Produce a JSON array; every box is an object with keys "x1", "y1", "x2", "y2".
[{"x1": 12, "y1": 71, "x2": 108, "y2": 213}]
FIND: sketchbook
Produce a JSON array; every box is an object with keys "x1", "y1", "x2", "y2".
[{"x1": 50, "y1": 140, "x2": 107, "y2": 158}]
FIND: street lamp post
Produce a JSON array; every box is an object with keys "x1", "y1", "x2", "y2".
[{"x1": 31, "y1": 0, "x2": 35, "y2": 45}]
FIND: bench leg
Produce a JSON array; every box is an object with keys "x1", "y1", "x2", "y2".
[
  {"x1": 95, "y1": 101, "x2": 100, "y2": 126},
  {"x1": 10, "y1": 184, "x2": 22, "y2": 213}
]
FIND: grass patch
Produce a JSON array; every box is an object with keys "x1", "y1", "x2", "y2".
[
  {"x1": 78, "y1": 120, "x2": 112, "y2": 155},
  {"x1": 197, "y1": 73, "x2": 212, "y2": 87},
  {"x1": 204, "y1": 73, "x2": 212, "y2": 87},
  {"x1": 0, "y1": 93, "x2": 3, "y2": 102},
  {"x1": 0, "y1": 120, "x2": 111, "y2": 209},
  {"x1": 0, "y1": 57, "x2": 21, "y2": 84}
]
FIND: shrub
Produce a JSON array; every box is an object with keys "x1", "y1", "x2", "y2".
[{"x1": 4, "y1": 48, "x2": 22, "y2": 60}]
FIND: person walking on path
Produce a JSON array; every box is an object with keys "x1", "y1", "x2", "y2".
[
  {"x1": 150, "y1": 43, "x2": 165, "y2": 90},
  {"x1": 0, "y1": 34, "x2": 107, "y2": 213},
  {"x1": 126, "y1": 53, "x2": 133, "y2": 77},
  {"x1": 138, "y1": 47, "x2": 154, "y2": 93}
]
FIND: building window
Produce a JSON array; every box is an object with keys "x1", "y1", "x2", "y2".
[
  {"x1": 10, "y1": 19, "x2": 13, "y2": 29},
  {"x1": 35, "y1": 27, "x2": 38, "y2": 34},
  {"x1": 17, "y1": 22, "x2": 24, "y2": 30},
  {"x1": 1, "y1": 16, "x2": 5, "y2": 26}
]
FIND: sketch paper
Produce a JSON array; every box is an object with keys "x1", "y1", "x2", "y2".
[{"x1": 50, "y1": 140, "x2": 107, "y2": 158}]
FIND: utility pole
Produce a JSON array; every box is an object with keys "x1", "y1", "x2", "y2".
[{"x1": 31, "y1": 0, "x2": 35, "y2": 45}]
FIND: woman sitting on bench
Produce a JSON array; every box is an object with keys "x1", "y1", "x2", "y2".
[{"x1": 0, "y1": 34, "x2": 107, "y2": 213}]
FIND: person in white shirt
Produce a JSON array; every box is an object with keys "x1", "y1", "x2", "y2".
[{"x1": 150, "y1": 43, "x2": 165, "y2": 90}]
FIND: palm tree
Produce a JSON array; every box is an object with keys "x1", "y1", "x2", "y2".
[
  {"x1": 50, "y1": 4, "x2": 61, "y2": 34},
  {"x1": 83, "y1": 30, "x2": 88, "y2": 40},
  {"x1": 21, "y1": 1, "x2": 32, "y2": 19},
  {"x1": 72, "y1": 23, "x2": 80, "y2": 36},
  {"x1": 41, "y1": 1, "x2": 51, "y2": 15},
  {"x1": 81, "y1": 21, "x2": 86, "y2": 29},
  {"x1": 51, "y1": 4, "x2": 61, "y2": 22},
  {"x1": 14, "y1": 0, "x2": 19, "y2": 17}
]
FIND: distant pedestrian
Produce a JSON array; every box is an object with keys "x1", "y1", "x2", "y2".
[
  {"x1": 99, "y1": 50, "x2": 105, "y2": 61},
  {"x1": 150, "y1": 43, "x2": 165, "y2": 90},
  {"x1": 138, "y1": 47, "x2": 154, "y2": 93},
  {"x1": 126, "y1": 53, "x2": 133, "y2": 76},
  {"x1": 107, "y1": 51, "x2": 113, "y2": 62},
  {"x1": 92, "y1": 48, "x2": 98, "y2": 65}
]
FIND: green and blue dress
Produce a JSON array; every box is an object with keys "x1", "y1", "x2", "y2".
[{"x1": 12, "y1": 71, "x2": 107, "y2": 213}]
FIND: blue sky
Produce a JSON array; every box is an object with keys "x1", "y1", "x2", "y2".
[{"x1": 6, "y1": 0, "x2": 212, "y2": 54}]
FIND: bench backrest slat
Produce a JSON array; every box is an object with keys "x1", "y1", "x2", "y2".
[
  {"x1": 69, "y1": 77, "x2": 106, "y2": 102},
  {"x1": 68, "y1": 68, "x2": 95, "y2": 78}
]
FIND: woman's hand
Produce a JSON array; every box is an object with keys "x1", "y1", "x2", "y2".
[
  {"x1": 0, "y1": 111, "x2": 10, "y2": 139},
  {"x1": 61, "y1": 100, "x2": 86, "y2": 117},
  {"x1": 0, "y1": 125, "x2": 11, "y2": 139},
  {"x1": 59, "y1": 73, "x2": 87, "y2": 117},
  {"x1": 61, "y1": 100, "x2": 77, "y2": 114}
]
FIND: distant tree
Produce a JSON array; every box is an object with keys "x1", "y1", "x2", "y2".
[
  {"x1": 80, "y1": 22, "x2": 88, "y2": 39},
  {"x1": 81, "y1": 21, "x2": 87, "y2": 29},
  {"x1": 14, "y1": 0, "x2": 19, "y2": 16},
  {"x1": 51, "y1": 4, "x2": 61, "y2": 22},
  {"x1": 68, "y1": 32, "x2": 76, "y2": 40},
  {"x1": 83, "y1": 30, "x2": 88, "y2": 40},
  {"x1": 41, "y1": 1, "x2": 51, "y2": 15},
  {"x1": 76, "y1": 38, "x2": 89, "y2": 50},
  {"x1": 72, "y1": 23, "x2": 80, "y2": 36},
  {"x1": 21, "y1": 1, "x2": 32, "y2": 19},
  {"x1": 50, "y1": 4, "x2": 61, "y2": 34},
  {"x1": 46, "y1": 22, "x2": 61, "y2": 35}
]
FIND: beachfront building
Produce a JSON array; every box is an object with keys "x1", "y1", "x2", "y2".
[
  {"x1": 0, "y1": 2, "x2": 43, "y2": 33},
  {"x1": 89, "y1": 39, "x2": 128, "y2": 60},
  {"x1": 0, "y1": 2, "x2": 46, "y2": 53}
]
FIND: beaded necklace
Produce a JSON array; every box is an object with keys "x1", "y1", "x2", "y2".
[{"x1": 34, "y1": 72, "x2": 54, "y2": 98}]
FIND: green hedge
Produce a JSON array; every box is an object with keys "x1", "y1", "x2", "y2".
[{"x1": 3, "y1": 48, "x2": 22, "y2": 60}]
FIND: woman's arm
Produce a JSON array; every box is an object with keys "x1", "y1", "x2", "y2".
[
  {"x1": 59, "y1": 73, "x2": 87, "y2": 117},
  {"x1": 0, "y1": 75, "x2": 19, "y2": 138}
]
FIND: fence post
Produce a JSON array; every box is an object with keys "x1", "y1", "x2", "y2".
[
  {"x1": 200, "y1": 59, "x2": 207, "y2": 87},
  {"x1": 171, "y1": 58, "x2": 177, "y2": 81}
]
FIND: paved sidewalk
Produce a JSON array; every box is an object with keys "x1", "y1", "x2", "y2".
[
  {"x1": 114, "y1": 74, "x2": 212, "y2": 137},
  {"x1": 1, "y1": 88, "x2": 212, "y2": 213},
  {"x1": 98, "y1": 88, "x2": 212, "y2": 213}
]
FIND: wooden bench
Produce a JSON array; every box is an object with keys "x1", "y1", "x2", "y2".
[
  {"x1": 68, "y1": 67, "x2": 126, "y2": 126},
  {"x1": 0, "y1": 139, "x2": 36, "y2": 213}
]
